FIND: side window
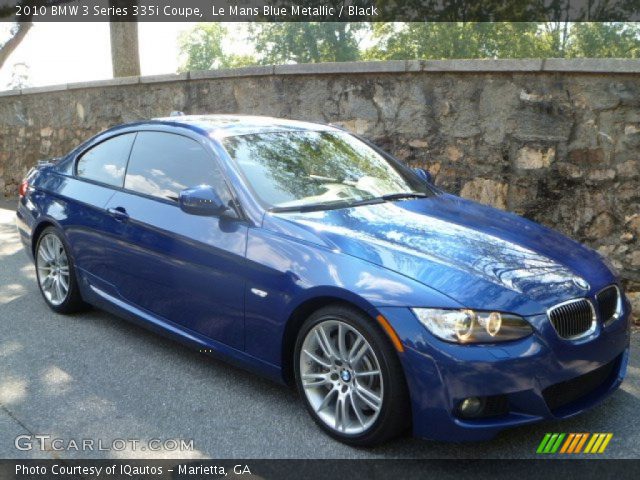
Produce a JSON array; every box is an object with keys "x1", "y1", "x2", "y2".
[
  {"x1": 76, "y1": 133, "x2": 136, "y2": 187},
  {"x1": 124, "y1": 132, "x2": 231, "y2": 203}
]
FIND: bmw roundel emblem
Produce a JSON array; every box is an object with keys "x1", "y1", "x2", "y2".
[{"x1": 573, "y1": 277, "x2": 590, "y2": 290}]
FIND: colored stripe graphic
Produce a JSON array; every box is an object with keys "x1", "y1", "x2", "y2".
[
  {"x1": 537, "y1": 433, "x2": 552, "y2": 453},
  {"x1": 574, "y1": 433, "x2": 589, "y2": 453},
  {"x1": 550, "y1": 433, "x2": 565, "y2": 453},
  {"x1": 537, "y1": 433, "x2": 613, "y2": 454},
  {"x1": 591, "y1": 434, "x2": 606, "y2": 453},
  {"x1": 565, "y1": 433, "x2": 588, "y2": 454},
  {"x1": 537, "y1": 433, "x2": 565, "y2": 453},
  {"x1": 544, "y1": 433, "x2": 559, "y2": 453},
  {"x1": 584, "y1": 433, "x2": 598, "y2": 453},
  {"x1": 559, "y1": 433, "x2": 575, "y2": 453},
  {"x1": 585, "y1": 433, "x2": 614, "y2": 453},
  {"x1": 598, "y1": 433, "x2": 613, "y2": 453}
]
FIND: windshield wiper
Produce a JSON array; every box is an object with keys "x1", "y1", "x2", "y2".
[
  {"x1": 379, "y1": 192, "x2": 429, "y2": 201},
  {"x1": 269, "y1": 192, "x2": 427, "y2": 213},
  {"x1": 270, "y1": 197, "x2": 385, "y2": 213},
  {"x1": 270, "y1": 199, "x2": 353, "y2": 213}
]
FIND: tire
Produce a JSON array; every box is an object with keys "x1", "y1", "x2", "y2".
[
  {"x1": 294, "y1": 304, "x2": 411, "y2": 446},
  {"x1": 34, "y1": 226, "x2": 87, "y2": 314}
]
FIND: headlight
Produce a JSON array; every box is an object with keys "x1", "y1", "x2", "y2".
[{"x1": 411, "y1": 308, "x2": 533, "y2": 344}]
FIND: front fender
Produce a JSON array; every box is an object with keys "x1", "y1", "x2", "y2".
[{"x1": 243, "y1": 226, "x2": 462, "y2": 368}]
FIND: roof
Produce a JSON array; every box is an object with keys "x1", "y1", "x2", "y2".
[{"x1": 150, "y1": 114, "x2": 337, "y2": 138}]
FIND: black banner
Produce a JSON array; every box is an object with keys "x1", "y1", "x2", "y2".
[
  {"x1": 2, "y1": 459, "x2": 640, "y2": 480},
  {"x1": 1, "y1": 0, "x2": 640, "y2": 22}
]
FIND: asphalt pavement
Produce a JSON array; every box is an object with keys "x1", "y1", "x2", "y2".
[{"x1": 0, "y1": 198, "x2": 638, "y2": 459}]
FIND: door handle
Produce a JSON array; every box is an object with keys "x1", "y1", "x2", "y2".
[{"x1": 107, "y1": 206, "x2": 129, "y2": 222}]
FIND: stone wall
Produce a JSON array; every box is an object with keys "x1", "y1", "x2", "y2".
[{"x1": 0, "y1": 59, "x2": 638, "y2": 318}]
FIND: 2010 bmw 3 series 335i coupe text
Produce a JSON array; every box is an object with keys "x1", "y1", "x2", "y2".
[{"x1": 16, "y1": 115, "x2": 630, "y2": 445}]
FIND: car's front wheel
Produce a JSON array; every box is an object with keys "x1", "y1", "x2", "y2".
[
  {"x1": 35, "y1": 227, "x2": 86, "y2": 314},
  {"x1": 294, "y1": 305, "x2": 410, "y2": 446}
]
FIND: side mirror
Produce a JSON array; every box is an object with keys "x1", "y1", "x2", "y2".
[
  {"x1": 179, "y1": 185, "x2": 228, "y2": 216},
  {"x1": 413, "y1": 167, "x2": 433, "y2": 184}
]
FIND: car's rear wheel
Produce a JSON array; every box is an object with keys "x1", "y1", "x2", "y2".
[
  {"x1": 35, "y1": 227, "x2": 86, "y2": 314},
  {"x1": 294, "y1": 305, "x2": 410, "y2": 446}
]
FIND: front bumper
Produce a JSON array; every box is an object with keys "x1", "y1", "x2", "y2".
[{"x1": 377, "y1": 302, "x2": 631, "y2": 442}]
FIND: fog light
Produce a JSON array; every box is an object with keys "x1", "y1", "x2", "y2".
[{"x1": 458, "y1": 397, "x2": 485, "y2": 418}]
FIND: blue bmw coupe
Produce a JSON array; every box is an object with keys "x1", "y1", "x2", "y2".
[{"x1": 16, "y1": 115, "x2": 630, "y2": 445}]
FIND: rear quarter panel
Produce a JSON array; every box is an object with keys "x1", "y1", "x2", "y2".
[{"x1": 18, "y1": 167, "x2": 116, "y2": 276}]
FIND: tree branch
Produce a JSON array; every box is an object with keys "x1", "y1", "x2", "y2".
[{"x1": 0, "y1": 22, "x2": 33, "y2": 71}]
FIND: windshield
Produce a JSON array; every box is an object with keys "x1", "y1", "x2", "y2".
[{"x1": 222, "y1": 130, "x2": 431, "y2": 211}]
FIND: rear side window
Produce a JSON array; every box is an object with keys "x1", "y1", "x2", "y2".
[
  {"x1": 124, "y1": 132, "x2": 229, "y2": 202},
  {"x1": 76, "y1": 133, "x2": 135, "y2": 187}
]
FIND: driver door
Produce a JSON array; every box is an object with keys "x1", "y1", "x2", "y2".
[{"x1": 101, "y1": 131, "x2": 247, "y2": 350}]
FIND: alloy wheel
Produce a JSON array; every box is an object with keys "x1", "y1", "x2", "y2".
[
  {"x1": 299, "y1": 319, "x2": 384, "y2": 435},
  {"x1": 36, "y1": 233, "x2": 70, "y2": 306}
]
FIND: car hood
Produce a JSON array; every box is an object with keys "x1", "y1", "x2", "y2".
[{"x1": 264, "y1": 194, "x2": 614, "y2": 316}]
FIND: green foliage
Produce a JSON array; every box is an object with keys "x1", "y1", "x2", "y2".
[
  {"x1": 365, "y1": 22, "x2": 640, "y2": 60},
  {"x1": 222, "y1": 54, "x2": 258, "y2": 69},
  {"x1": 178, "y1": 23, "x2": 224, "y2": 71},
  {"x1": 178, "y1": 22, "x2": 364, "y2": 70},
  {"x1": 364, "y1": 23, "x2": 552, "y2": 60},
  {"x1": 249, "y1": 23, "x2": 364, "y2": 64},
  {"x1": 568, "y1": 23, "x2": 640, "y2": 58},
  {"x1": 177, "y1": 21, "x2": 640, "y2": 73},
  {"x1": 177, "y1": 23, "x2": 256, "y2": 72}
]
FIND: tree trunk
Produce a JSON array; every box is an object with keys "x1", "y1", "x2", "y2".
[
  {"x1": 0, "y1": 22, "x2": 32, "y2": 72},
  {"x1": 109, "y1": 22, "x2": 141, "y2": 77}
]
